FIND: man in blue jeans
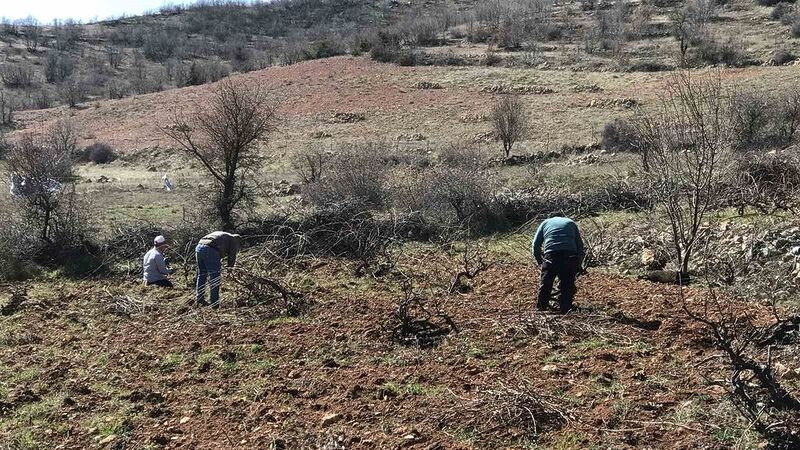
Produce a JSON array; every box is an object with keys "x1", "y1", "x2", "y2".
[
  {"x1": 196, "y1": 231, "x2": 241, "y2": 308},
  {"x1": 532, "y1": 215, "x2": 585, "y2": 314}
]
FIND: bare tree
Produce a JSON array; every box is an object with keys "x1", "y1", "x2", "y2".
[
  {"x1": 6, "y1": 125, "x2": 76, "y2": 242},
  {"x1": 633, "y1": 71, "x2": 730, "y2": 276},
  {"x1": 17, "y1": 16, "x2": 41, "y2": 52},
  {"x1": 0, "y1": 90, "x2": 14, "y2": 126},
  {"x1": 104, "y1": 45, "x2": 124, "y2": 70},
  {"x1": 491, "y1": 95, "x2": 528, "y2": 158},
  {"x1": 163, "y1": 78, "x2": 277, "y2": 230}
]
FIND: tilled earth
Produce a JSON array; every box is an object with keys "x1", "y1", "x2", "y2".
[{"x1": 0, "y1": 261, "x2": 776, "y2": 449}]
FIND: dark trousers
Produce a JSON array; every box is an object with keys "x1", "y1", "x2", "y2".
[
  {"x1": 146, "y1": 279, "x2": 174, "y2": 288},
  {"x1": 537, "y1": 251, "x2": 580, "y2": 313}
]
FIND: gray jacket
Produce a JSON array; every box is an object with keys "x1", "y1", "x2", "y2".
[
  {"x1": 199, "y1": 231, "x2": 241, "y2": 267},
  {"x1": 143, "y1": 247, "x2": 170, "y2": 282}
]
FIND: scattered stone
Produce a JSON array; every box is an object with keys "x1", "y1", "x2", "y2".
[
  {"x1": 459, "y1": 113, "x2": 488, "y2": 123},
  {"x1": 321, "y1": 412, "x2": 341, "y2": 427},
  {"x1": 179, "y1": 416, "x2": 191, "y2": 424},
  {"x1": 541, "y1": 364, "x2": 558, "y2": 373},
  {"x1": 326, "y1": 112, "x2": 365, "y2": 124},
  {"x1": 99, "y1": 435, "x2": 117, "y2": 444},
  {"x1": 310, "y1": 130, "x2": 332, "y2": 139},
  {"x1": 481, "y1": 84, "x2": 555, "y2": 95},
  {"x1": 586, "y1": 97, "x2": 638, "y2": 108},
  {"x1": 411, "y1": 81, "x2": 442, "y2": 90},
  {"x1": 570, "y1": 83, "x2": 603, "y2": 93},
  {"x1": 396, "y1": 133, "x2": 425, "y2": 142},
  {"x1": 472, "y1": 131, "x2": 496, "y2": 143}
]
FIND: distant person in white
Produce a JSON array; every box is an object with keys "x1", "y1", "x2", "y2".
[
  {"x1": 162, "y1": 174, "x2": 175, "y2": 191},
  {"x1": 143, "y1": 235, "x2": 174, "y2": 288}
]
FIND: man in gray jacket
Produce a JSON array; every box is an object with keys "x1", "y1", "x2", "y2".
[
  {"x1": 195, "y1": 231, "x2": 241, "y2": 308},
  {"x1": 143, "y1": 235, "x2": 174, "y2": 288},
  {"x1": 532, "y1": 215, "x2": 584, "y2": 314}
]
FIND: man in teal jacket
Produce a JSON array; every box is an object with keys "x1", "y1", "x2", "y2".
[{"x1": 532, "y1": 215, "x2": 584, "y2": 313}]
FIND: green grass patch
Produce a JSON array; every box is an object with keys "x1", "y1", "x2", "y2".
[{"x1": 160, "y1": 352, "x2": 184, "y2": 372}]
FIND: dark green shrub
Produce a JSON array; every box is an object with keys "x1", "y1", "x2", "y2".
[
  {"x1": 601, "y1": 119, "x2": 640, "y2": 152},
  {"x1": 80, "y1": 143, "x2": 116, "y2": 164}
]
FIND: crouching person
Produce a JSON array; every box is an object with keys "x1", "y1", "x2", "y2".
[
  {"x1": 532, "y1": 215, "x2": 584, "y2": 314},
  {"x1": 195, "y1": 231, "x2": 241, "y2": 309},
  {"x1": 143, "y1": 235, "x2": 174, "y2": 288}
]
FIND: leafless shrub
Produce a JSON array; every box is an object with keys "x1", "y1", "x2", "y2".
[
  {"x1": 724, "y1": 154, "x2": 800, "y2": 214},
  {"x1": 683, "y1": 284, "x2": 800, "y2": 449},
  {"x1": 632, "y1": 71, "x2": 730, "y2": 275},
  {"x1": 304, "y1": 143, "x2": 390, "y2": 210},
  {"x1": 729, "y1": 87, "x2": 800, "y2": 150},
  {"x1": 390, "y1": 279, "x2": 457, "y2": 348},
  {"x1": 143, "y1": 28, "x2": 184, "y2": 62},
  {"x1": 58, "y1": 79, "x2": 88, "y2": 107},
  {"x1": 462, "y1": 381, "x2": 569, "y2": 439},
  {"x1": 17, "y1": 16, "x2": 41, "y2": 52},
  {"x1": 600, "y1": 118, "x2": 639, "y2": 153},
  {"x1": 105, "y1": 45, "x2": 124, "y2": 70},
  {"x1": 292, "y1": 145, "x2": 330, "y2": 184},
  {"x1": 182, "y1": 59, "x2": 231, "y2": 86},
  {"x1": 44, "y1": 52, "x2": 74, "y2": 84},
  {"x1": 163, "y1": 78, "x2": 278, "y2": 230},
  {"x1": 6, "y1": 130, "x2": 75, "y2": 242},
  {"x1": 0, "y1": 63, "x2": 35, "y2": 89},
  {"x1": 491, "y1": 95, "x2": 529, "y2": 158},
  {"x1": 0, "y1": 90, "x2": 14, "y2": 126}
]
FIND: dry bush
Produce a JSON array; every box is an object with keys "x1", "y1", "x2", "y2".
[
  {"x1": 491, "y1": 95, "x2": 529, "y2": 158},
  {"x1": 0, "y1": 90, "x2": 14, "y2": 126},
  {"x1": 292, "y1": 145, "x2": 330, "y2": 184},
  {"x1": 304, "y1": 143, "x2": 391, "y2": 210},
  {"x1": 6, "y1": 131, "x2": 75, "y2": 243},
  {"x1": 724, "y1": 154, "x2": 800, "y2": 214},
  {"x1": 44, "y1": 51, "x2": 74, "y2": 84},
  {"x1": 683, "y1": 283, "x2": 800, "y2": 449},
  {"x1": 58, "y1": 79, "x2": 87, "y2": 107},
  {"x1": 163, "y1": 78, "x2": 278, "y2": 230},
  {"x1": 182, "y1": 58, "x2": 231, "y2": 87},
  {"x1": 729, "y1": 87, "x2": 800, "y2": 150},
  {"x1": 0, "y1": 63, "x2": 35, "y2": 89},
  {"x1": 4, "y1": 123, "x2": 97, "y2": 276},
  {"x1": 461, "y1": 381, "x2": 569, "y2": 439}
]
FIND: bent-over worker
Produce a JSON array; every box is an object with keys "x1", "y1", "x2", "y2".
[
  {"x1": 195, "y1": 231, "x2": 241, "y2": 308},
  {"x1": 532, "y1": 215, "x2": 584, "y2": 314}
]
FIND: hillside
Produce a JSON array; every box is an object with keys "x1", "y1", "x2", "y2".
[{"x1": 2, "y1": 0, "x2": 800, "y2": 449}]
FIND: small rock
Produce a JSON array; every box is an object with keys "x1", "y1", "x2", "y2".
[
  {"x1": 541, "y1": 364, "x2": 558, "y2": 373},
  {"x1": 99, "y1": 435, "x2": 117, "y2": 444},
  {"x1": 321, "y1": 412, "x2": 341, "y2": 427},
  {"x1": 179, "y1": 416, "x2": 191, "y2": 424}
]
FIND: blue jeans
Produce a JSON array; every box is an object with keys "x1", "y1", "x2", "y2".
[{"x1": 196, "y1": 244, "x2": 222, "y2": 307}]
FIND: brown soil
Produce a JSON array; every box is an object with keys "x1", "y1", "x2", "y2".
[{"x1": 0, "y1": 262, "x2": 760, "y2": 449}]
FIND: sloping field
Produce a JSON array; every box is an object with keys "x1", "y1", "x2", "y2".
[
  {"x1": 0, "y1": 260, "x2": 782, "y2": 449},
  {"x1": 13, "y1": 57, "x2": 800, "y2": 160}
]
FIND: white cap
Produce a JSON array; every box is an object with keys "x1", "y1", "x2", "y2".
[{"x1": 154, "y1": 235, "x2": 166, "y2": 246}]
